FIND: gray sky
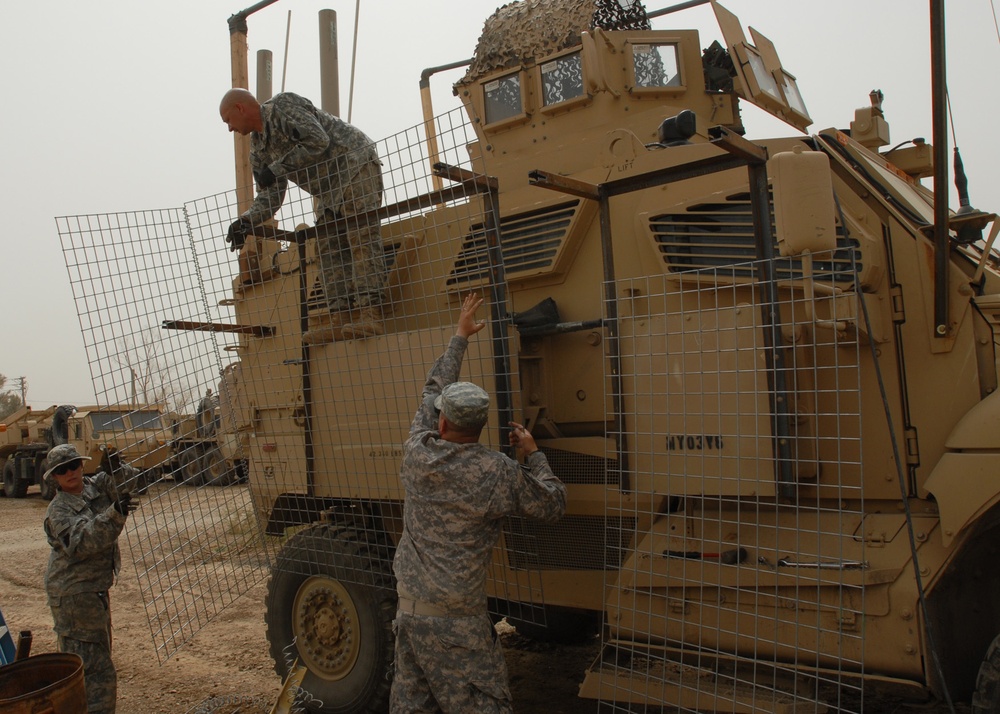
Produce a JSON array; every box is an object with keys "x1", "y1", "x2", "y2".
[{"x1": 2, "y1": 0, "x2": 998, "y2": 407}]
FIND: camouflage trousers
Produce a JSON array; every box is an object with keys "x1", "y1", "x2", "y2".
[
  {"x1": 50, "y1": 591, "x2": 117, "y2": 714},
  {"x1": 390, "y1": 611, "x2": 513, "y2": 714},
  {"x1": 317, "y1": 160, "x2": 387, "y2": 312}
]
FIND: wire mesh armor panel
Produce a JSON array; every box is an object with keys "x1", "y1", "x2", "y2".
[
  {"x1": 596, "y1": 252, "x2": 865, "y2": 712},
  {"x1": 54, "y1": 107, "x2": 550, "y2": 661}
]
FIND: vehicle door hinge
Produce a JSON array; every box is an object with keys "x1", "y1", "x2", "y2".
[
  {"x1": 905, "y1": 427, "x2": 920, "y2": 466},
  {"x1": 890, "y1": 285, "x2": 906, "y2": 324}
]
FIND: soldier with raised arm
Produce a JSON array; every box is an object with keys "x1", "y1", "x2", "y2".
[{"x1": 390, "y1": 293, "x2": 567, "y2": 713}]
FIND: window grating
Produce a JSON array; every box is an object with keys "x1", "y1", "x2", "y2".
[{"x1": 446, "y1": 201, "x2": 578, "y2": 287}]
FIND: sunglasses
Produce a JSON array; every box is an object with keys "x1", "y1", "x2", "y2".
[{"x1": 53, "y1": 460, "x2": 83, "y2": 476}]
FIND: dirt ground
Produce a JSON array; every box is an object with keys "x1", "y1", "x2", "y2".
[
  {"x1": 0, "y1": 485, "x2": 970, "y2": 714},
  {"x1": 0, "y1": 483, "x2": 600, "y2": 714}
]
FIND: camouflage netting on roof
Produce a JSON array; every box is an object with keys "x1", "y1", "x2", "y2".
[{"x1": 463, "y1": 0, "x2": 650, "y2": 83}]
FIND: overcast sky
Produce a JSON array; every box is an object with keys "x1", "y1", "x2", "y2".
[{"x1": 2, "y1": 0, "x2": 998, "y2": 407}]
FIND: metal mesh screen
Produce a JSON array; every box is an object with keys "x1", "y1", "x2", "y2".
[
  {"x1": 54, "y1": 107, "x2": 552, "y2": 663},
  {"x1": 593, "y1": 253, "x2": 866, "y2": 712},
  {"x1": 55, "y1": 94, "x2": 873, "y2": 712}
]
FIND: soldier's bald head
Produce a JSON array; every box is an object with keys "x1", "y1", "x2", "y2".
[
  {"x1": 220, "y1": 88, "x2": 263, "y2": 135},
  {"x1": 220, "y1": 88, "x2": 259, "y2": 113}
]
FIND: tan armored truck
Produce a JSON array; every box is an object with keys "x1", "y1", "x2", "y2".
[
  {"x1": 0, "y1": 403, "x2": 172, "y2": 498},
  {"x1": 200, "y1": 1, "x2": 1000, "y2": 712},
  {"x1": 54, "y1": 0, "x2": 1000, "y2": 711}
]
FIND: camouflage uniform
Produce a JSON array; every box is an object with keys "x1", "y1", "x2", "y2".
[
  {"x1": 242, "y1": 91, "x2": 386, "y2": 311},
  {"x1": 44, "y1": 470, "x2": 126, "y2": 714},
  {"x1": 390, "y1": 335, "x2": 567, "y2": 713}
]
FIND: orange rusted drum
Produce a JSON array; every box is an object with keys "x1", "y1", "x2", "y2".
[{"x1": 0, "y1": 653, "x2": 87, "y2": 714}]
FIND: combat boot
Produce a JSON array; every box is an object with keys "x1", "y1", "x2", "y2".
[
  {"x1": 341, "y1": 305, "x2": 384, "y2": 339},
  {"x1": 303, "y1": 311, "x2": 346, "y2": 345}
]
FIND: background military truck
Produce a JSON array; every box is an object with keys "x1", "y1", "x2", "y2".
[
  {"x1": 166, "y1": 386, "x2": 244, "y2": 487},
  {"x1": 0, "y1": 403, "x2": 172, "y2": 498}
]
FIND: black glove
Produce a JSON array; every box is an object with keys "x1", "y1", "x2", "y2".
[
  {"x1": 254, "y1": 166, "x2": 277, "y2": 188},
  {"x1": 226, "y1": 217, "x2": 252, "y2": 252},
  {"x1": 113, "y1": 492, "x2": 138, "y2": 517}
]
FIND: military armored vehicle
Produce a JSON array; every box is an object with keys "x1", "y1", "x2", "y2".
[
  {"x1": 166, "y1": 385, "x2": 244, "y2": 487},
  {"x1": 0, "y1": 403, "x2": 172, "y2": 498},
  {"x1": 54, "y1": 0, "x2": 1000, "y2": 712}
]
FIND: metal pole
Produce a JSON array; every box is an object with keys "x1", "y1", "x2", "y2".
[
  {"x1": 256, "y1": 49, "x2": 273, "y2": 102},
  {"x1": 930, "y1": 0, "x2": 950, "y2": 338},
  {"x1": 746, "y1": 161, "x2": 795, "y2": 499},
  {"x1": 319, "y1": 9, "x2": 340, "y2": 116}
]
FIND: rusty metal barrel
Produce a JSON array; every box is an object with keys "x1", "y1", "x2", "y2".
[{"x1": 0, "y1": 653, "x2": 87, "y2": 713}]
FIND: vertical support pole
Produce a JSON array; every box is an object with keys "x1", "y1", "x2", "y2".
[
  {"x1": 228, "y1": 14, "x2": 254, "y2": 213},
  {"x1": 420, "y1": 77, "x2": 445, "y2": 194},
  {"x1": 930, "y1": 0, "x2": 950, "y2": 338},
  {"x1": 598, "y1": 190, "x2": 629, "y2": 491},
  {"x1": 319, "y1": 9, "x2": 340, "y2": 117},
  {"x1": 256, "y1": 49, "x2": 273, "y2": 102},
  {"x1": 482, "y1": 185, "x2": 515, "y2": 456},
  {"x1": 297, "y1": 232, "x2": 315, "y2": 495},
  {"x1": 747, "y1": 161, "x2": 795, "y2": 499}
]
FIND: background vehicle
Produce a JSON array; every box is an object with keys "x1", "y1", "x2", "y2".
[
  {"x1": 166, "y1": 385, "x2": 244, "y2": 487},
  {"x1": 55, "y1": 0, "x2": 1000, "y2": 712},
  {"x1": 0, "y1": 403, "x2": 172, "y2": 498}
]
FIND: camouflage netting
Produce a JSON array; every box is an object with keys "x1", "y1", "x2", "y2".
[{"x1": 463, "y1": 0, "x2": 650, "y2": 83}]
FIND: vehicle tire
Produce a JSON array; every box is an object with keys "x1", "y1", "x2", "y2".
[
  {"x1": 265, "y1": 520, "x2": 396, "y2": 713},
  {"x1": 973, "y1": 633, "x2": 1000, "y2": 713},
  {"x1": 506, "y1": 606, "x2": 600, "y2": 644},
  {"x1": 203, "y1": 447, "x2": 236, "y2": 487},
  {"x1": 179, "y1": 448, "x2": 205, "y2": 486},
  {"x1": 3, "y1": 458, "x2": 28, "y2": 498}
]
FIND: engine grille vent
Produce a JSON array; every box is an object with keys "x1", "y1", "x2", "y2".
[
  {"x1": 540, "y1": 446, "x2": 616, "y2": 486},
  {"x1": 649, "y1": 192, "x2": 860, "y2": 282},
  {"x1": 446, "y1": 201, "x2": 579, "y2": 288},
  {"x1": 504, "y1": 516, "x2": 636, "y2": 571}
]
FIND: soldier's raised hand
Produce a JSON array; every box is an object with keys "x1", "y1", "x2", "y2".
[{"x1": 456, "y1": 293, "x2": 486, "y2": 339}]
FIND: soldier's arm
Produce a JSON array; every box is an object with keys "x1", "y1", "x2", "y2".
[
  {"x1": 269, "y1": 105, "x2": 330, "y2": 176},
  {"x1": 512, "y1": 451, "x2": 567, "y2": 523},
  {"x1": 242, "y1": 153, "x2": 288, "y2": 227},
  {"x1": 410, "y1": 293, "x2": 486, "y2": 435},
  {"x1": 410, "y1": 335, "x2": 468, "y2": 435},
  {"x1": 46, "y1": 507, "x2": 125, "y2": 559}
]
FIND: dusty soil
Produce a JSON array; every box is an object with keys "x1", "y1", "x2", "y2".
[
  {"x1": 0, "y1": 483, "x2": 598, "y2": 714},
  {"x1": 0, "y1": 485, "x2": 970, "y2": 714}
]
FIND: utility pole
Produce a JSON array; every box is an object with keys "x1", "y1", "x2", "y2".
[{"x1": 14, "y1": 376, "x2": 27, "y2": 404}]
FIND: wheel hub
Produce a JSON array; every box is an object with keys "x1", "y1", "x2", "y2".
[{"x1": 292, "y1": 576, "x2": 362, "y2": 680}]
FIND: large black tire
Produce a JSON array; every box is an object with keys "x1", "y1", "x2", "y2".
[
  {"x1": 974, "y1": 633, "x2": 1000, "y2": 713},
  {"x1": 179, "y1": 447, "x2": 205, "y2": 486},
  {"x1": 3, "y1": 458, "x2": 28, "y2": 498},
  {"x1": 202, "y1": 447, "x2": 236, "y2": 487},
  {"x1": 265, "y1": 521, "x2": 396, "y2": 713}
]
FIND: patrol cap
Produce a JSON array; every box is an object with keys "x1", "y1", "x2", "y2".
[
  {"x1": 42, "y1": 443, "x2": 91, "y2": 480},
  {"x1": 434, "y1": 382, "x2": 490, "y2": 429}
]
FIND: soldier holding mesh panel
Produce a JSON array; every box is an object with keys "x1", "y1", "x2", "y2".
[
  {"x1": 43, "y1": 443, "x2": 138, "y2": 714},
  {"x1": 390, "y1": 293, "x2": 567, "y2": 713},
  {"x1": 219, "y1": 88, "x2": 387, "y2": 342}
]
